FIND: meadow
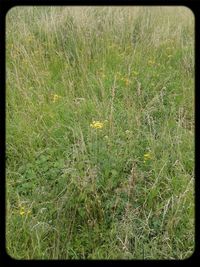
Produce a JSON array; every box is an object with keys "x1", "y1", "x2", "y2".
[{"x1": 6, "y1": 6, "x2": 194, "y2": 259}]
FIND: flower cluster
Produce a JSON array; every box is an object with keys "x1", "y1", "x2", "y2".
[
  {"x1": 148, "y1": 59, "x2": 156, "y2": 65},
  {"x1": 90, "y1": 121, "x2": 104, "y2": 129},
  {"x1": 116, "y1": 72, "x2": 131, "y2": 86},
  {"x1": 90, "y1": 120, "x2": 108, "y2": 129},
  {"x1": 19, "y1": 206, "x2": 31, "y2": 216},
  {"x1": 51, "y1": 94, "x2": 62, "y2": 103},
  {"x1": 143, "y1": 152, "x2": 152, "y2": 163},
  {"x1": 97, "y1": 68, "x2": 106, "y2": 78},
  {"x1": 121, "y1": 77, "x2": 130, "y2": 86}
]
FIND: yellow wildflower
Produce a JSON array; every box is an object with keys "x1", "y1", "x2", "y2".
[
  {"x1": 148, "y1": 59, "x2": 156, "y2": 65},
  {"x1": 19, "y1": 206, "x2": 31, "y2": 216},
  {"x1": 51, "y1": 94, "x2": 62, "y2": 103},
  {"x1": 121, "y1": 77, "x2": 130, "y2": 86},
  {"x1": 20, "y1": 207, "x2": 25, "y2": 216},
  {"x1": 125, "y1": 78, "x2": 130, "y2": 86},
  {"x1": 143, "y1": 152, "x2": 152, "y2": 162},
  {"x1": 90, "y1": 121, "x2": 104, "y2": 129}
]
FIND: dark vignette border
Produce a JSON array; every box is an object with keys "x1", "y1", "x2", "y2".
[{"x1": 0, "y1": 0, "x2": 199, "y2": 265}]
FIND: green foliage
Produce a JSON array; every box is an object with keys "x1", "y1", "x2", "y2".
[{"x1": 6, "y1": 6, "x2": 194, "y2": 259}]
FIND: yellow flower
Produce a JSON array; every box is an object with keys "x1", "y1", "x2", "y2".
[
  {"x1": 125, "y1": 78, "x2": 130, "y2": 86},
  {"x1": 19, "y1": 206, "x2": 31, "y2": 216},
  {"x1": 144, "y1": 152, "x2": 152, "y2": 161},
  {"x1": 148, "y1": 59, "x2": 156, "y2": 65},
  {"x1": 20, "y1": 207, "x2": 25, "y2": 216},
  {"x1": 121, "y1": 77, "x2": 130, "y2": 86},
  {"x1": 90, "y1": 121, "x2": 104, "y2": 129},
  {"x1": 26, "y1": 35, "x2": 33, "y2": 42},
  {"x1": 51, "y1": 94, "x2": 62, "y2": 103}
]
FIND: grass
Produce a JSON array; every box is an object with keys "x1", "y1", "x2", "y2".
[{"x1": 6, "y1": 6, "x2": 194, "y2": 259}]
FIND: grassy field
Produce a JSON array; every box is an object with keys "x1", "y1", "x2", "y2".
[{"x1": 6, "y1": 6, "x2": 194, "y2": 259}]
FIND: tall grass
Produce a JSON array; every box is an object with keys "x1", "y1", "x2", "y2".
[{"x1": 6, "y1": 6, "x2": 194, "y2": 259}]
